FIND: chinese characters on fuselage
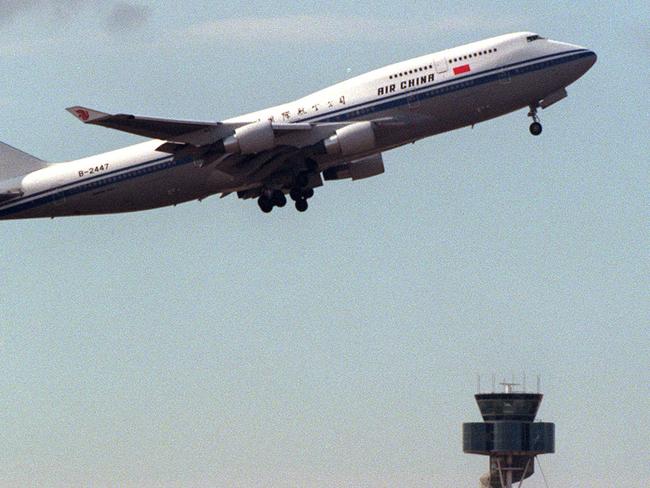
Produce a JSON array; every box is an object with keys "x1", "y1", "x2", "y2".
[{"x1": 270, "y1": 96, "x2": 347, "y2": 122}]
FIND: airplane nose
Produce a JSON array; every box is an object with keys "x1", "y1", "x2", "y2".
[
  {"x1": 586, "y1": 50, "x2": 598, "y2": 67},
  {"x1": 580, "y1": 49, "x2": 597, "y2": 75},
  {"x1": 562, "y1": 41, "x2": 597, "y2": 75}
]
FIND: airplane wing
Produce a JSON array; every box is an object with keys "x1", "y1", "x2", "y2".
[
  {"x1": 66, "y1": 106, "x2": 250, "y2": 145},
  {"x1": 66, "y1": 106, "x2": 398, "y2": 148},
  {"x1": 66, "y1": 106, "x2": 323, "y2": 144}
]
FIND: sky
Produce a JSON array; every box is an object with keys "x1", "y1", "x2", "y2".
[{"x1": 0, "y1": 1, "x2": 648, "y2": 487}]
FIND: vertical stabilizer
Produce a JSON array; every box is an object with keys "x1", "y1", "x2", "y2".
[{"x1": 0, "y1": 142, "x2": 49, "y2": 180}]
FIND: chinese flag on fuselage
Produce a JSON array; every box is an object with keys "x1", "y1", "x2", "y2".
[{"x1": 453, "y1": 64, "x2": 471, "y2": 75}]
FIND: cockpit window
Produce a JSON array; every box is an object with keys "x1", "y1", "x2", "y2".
[{"x1": 526, "y1": 35, "x2": 544, "y2": 42}]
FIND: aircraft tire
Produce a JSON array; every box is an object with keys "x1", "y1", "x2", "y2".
[
  {"x1": 272, "y1": 191, "x2": 287, "y2": 207},
  {"x1": 290, "y1": 188, "x2": 303, "y2": 201},
  {"x1": 529, "y1": 122, "x2": 543, "y2": 136},
  {"x1": 302, "y1": 188, "x2": 314, "y2": 199},
  {"x1": 295, "y1": 199, "x2": 308, "y2": 212},
  {"x1": 258, "y1": 196, "x2": 273, "y2": 213}
]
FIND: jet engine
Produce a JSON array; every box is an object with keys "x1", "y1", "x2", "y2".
[
  {"x1": 323, "y1": 121, "x2": 376, "y2": 156},
  {"x1": 222, "y1": 120, "x2": 275, "y2": 154}
]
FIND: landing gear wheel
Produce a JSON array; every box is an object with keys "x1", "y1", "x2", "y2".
[
  {"x1": 258, "y1": 196, "x2": 273, "y2": 213},
  {"x1": 272, "y1": 190, "x2": 287, "y2": 208},
  {"x1": 529, "y1": 122, "x2": 543, "y2": 136},
  {"x1": 302, "y1": 188, "x2": 314, "y2": 199},
  {"x1": 527, "y1": 104, "x2": 542, "y2": 136},
  {"x1": 295, "y1": 199, "x2": 308, "y2": 212},
  {"x1": 289, "y1": 188, "x2": 303, "y2": 201}
]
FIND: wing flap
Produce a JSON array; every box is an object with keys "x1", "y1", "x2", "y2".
[{"x1": 322, "y1": 153, "x2": 385, "y2": 181}]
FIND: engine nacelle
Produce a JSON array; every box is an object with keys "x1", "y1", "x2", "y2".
[
  {"x1": 322, "y1": 153, "x2": 385, "y2": 181},
  {"x1": 323, "y1": 121, "x2": 376, "y2": 156},
  {"x1": 223, "y1": 120, "x2": 275, "y2": 154}
]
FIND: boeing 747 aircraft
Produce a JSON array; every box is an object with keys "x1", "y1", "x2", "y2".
[{"x1": 0, "y1": 32, "x2": 596, "y2": 218}]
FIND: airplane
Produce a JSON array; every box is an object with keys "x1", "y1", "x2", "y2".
[{"x1": 0, "y1": 32, "x2": 596, "y2": 220}]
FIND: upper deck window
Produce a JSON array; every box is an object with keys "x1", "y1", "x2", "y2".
[{"x1": 526, "y1": 35, "x2": 544, "y2": 42}]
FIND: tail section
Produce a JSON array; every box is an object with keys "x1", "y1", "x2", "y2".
[{"x1": 0, "y1": 141, "x2": 49, "y2": 180}]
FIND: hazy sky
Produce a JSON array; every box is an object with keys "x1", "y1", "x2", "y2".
[{"x1": 0, "y1": 2, "x2": 648, "y2": 487}]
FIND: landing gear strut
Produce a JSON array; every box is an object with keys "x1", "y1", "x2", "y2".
[
  {"x1": 528, "y1": 105, "x2": 543, "y2": 136},
  {"x1": 294, "y1": 171, "x2": 310, "y2": 188}
]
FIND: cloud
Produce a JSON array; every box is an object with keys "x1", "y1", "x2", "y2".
[
  {"x1": 0, "y1": 0, "x2": 84, "y2": 24},
  {"x1": 0, "y1": 1, "x2": 151, "y2": 31},
  {"x1": 185, "y1": 14, "x2": 524, "y2": 44},
  {"x1": 105, "y1": 2, "x2": 151, "y2": 32}
]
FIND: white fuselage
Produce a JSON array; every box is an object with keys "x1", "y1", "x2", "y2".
[{"x1": 0, "y1": 32, "x2": 596, "y2": 220}]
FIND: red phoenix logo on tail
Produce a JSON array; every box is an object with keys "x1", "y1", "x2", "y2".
[{"x1": 75, "y1": 109, "x2": 90, "y2": 121}]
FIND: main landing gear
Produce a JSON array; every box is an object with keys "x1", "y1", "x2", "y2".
[
  {"x1": 257, "y1": 189, "x2": 286, "y2": 213},
  {"x1": 528, "y1": 105, "x2": 543, "y2": 136},
  {"x1": 289, "y1": 170, "x2": 314, "y2": 212},
  {"x1": 256, "y1": 174, "x2": 316, "y2": 213}
]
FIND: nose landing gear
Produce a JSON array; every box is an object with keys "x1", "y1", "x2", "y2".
[{"x1": 528, "y1": 105, "x2": 543, "y2": 136}]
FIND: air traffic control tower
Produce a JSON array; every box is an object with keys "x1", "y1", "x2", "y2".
[{"x1": 463, "y1": 383, "x2": 555, "y2": 488}]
